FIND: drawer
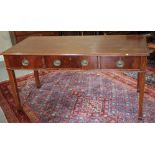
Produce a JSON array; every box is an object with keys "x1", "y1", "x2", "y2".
[
  {"x1": 4, "y1": 55, "x2": 45, "y2": 69},
  {"x1": 44, "y1": 56, "x2": 98, "y2": 69},
  {"x1": 100, "y1": 56, "x2": 141, "y2": 69}
]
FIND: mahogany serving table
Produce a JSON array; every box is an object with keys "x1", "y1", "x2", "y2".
[{"x1": 2, "y1": 35, "x2": 151, "y2": 120}]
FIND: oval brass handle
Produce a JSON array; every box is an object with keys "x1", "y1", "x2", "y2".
[
  {"x1": 53, "y1": 60, "x2": 61, "y2": 67},
  {"x1": 116, "y1": 59, "x2": 124, "y2": 68},
  {"x1": 81, "y1": 60, "x2": 88, "y2": 66},
  {"x1": 22, "y1": 59, "x2": 29, "y2": 66}
]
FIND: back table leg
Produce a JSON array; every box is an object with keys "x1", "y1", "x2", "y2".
[
  {"x1": 138, "y1": 56, "x2": 147, "y2": 120},
  {"x1": 137, "y1": 72, "x2": 140, "y2": 92},
  {"x1": 34, "y1": 70, "x2": 41, "y2": 88},
  {"x1": 138, "y1": 72, "x2": 145, "y2": 120},
  {"x1": 7, "y1": 69, "x2": 22, "y2": 111}
]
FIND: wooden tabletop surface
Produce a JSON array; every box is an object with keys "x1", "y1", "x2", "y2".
[
  {"x1": 148, "y1": 43, "x2": 155, "y2": 49},
  {"x1": 2, "y1": 35, "x2": 150, "y2": 56}
]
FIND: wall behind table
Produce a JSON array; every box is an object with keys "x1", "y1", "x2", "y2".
[{"x1": 0, "y1": 31, "x2": 12, "y2": 61}]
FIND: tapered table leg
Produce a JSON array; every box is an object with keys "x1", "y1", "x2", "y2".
[
  {"x1": 137, "y1": 72, "x2": 140, "y2": 92},
  {"x1": 7, "y1": 69, "x2": 22, "y2": 111},
  {"x1": 138, "y1": 72, "x2": 145, "y2": 120},
  {"x1": 34, "y1": 70, "x2": 41, "y2": 88}
]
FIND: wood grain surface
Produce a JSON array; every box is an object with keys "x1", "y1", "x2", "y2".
[{"x1": 2, "y1": 35, "x2": 150, "y2": 56}]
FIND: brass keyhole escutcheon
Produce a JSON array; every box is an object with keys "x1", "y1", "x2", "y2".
[
  {"x1": 81, "y1": 60, "x2": 88, "y2": 66},
  {"x1": 53, "y1": 60, "x2": 61, "y2": 67},
  {"x1": 116, "y1": 59, "x2": 124, "y2": 68},
  {"x1": 22, "y1": 59, "x2": 29, "y2": 66}
]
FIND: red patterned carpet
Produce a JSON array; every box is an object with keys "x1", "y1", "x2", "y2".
[{"x1": 0, "y1": 70, "x2": 155, "y2": 123}]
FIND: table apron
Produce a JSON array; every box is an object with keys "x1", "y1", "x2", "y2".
[{"x1": 4, "y1": 55, "x2": 147, "y2": 71}]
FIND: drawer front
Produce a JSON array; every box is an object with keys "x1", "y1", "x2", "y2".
[
  {"x1": 4, "y1": 56, "x2": 45, "y2": 69},
  {"x1": 44, "y1": 56, "x2": 97, "y2": 69},
  {"x1": 100, "y1": 56, "x2": 141, "y2": 69}
]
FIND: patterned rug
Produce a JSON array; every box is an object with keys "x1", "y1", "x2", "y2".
[{"x1": 0, "y1": 69, "x2": 155, "y2": 123}]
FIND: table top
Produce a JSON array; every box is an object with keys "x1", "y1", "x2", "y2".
[
  {"x1": 148, "y1": 43, "x2": 155, "y2": 49},
  {"x1": 2, "y1": 35, "x2": 150, "y2": 56}
]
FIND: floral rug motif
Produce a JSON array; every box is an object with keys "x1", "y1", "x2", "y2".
[
  {"x1": 20, "y1": 70, "x2": 155, "y2": 123},
  {"x1": 0, "y1": 69, "x2": 155, "y2": 123}
]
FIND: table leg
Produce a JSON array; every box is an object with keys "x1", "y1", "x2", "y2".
[
  {"x1": 138, "y1": 72, "x2": 145, "y2": 120},
  {"x1": 34, "y1": 70, "x2": 41, "y2": 88},
  {"x1": 137, "y1": 72, "x2": 140, "y2": 92},
  {"x1": 7, "y1": 69, "x2": 22, "y2": 111}
]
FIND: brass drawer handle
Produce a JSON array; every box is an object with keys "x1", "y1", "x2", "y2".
[
  {"x1": 116, "y1": 59, "x2": 124, "y2": 68},
  {"x1": 22, "y1": 59, "x2": 29, "y2": 66},
  {"x1": 53, "y1": 60, "x2": 61, "y2": 67},
  {"x1": 81, "y1": 60, "x2": 88, "y2": 66}
]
